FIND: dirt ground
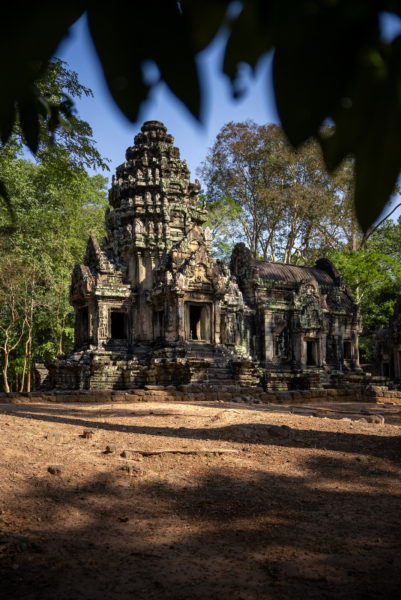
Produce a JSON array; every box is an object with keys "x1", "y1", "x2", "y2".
[{"x1": 0, "y1": 398, "x2": 400, "y2": 600}]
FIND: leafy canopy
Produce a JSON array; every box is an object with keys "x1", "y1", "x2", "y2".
[
  {"x1": 330, "y1": 218, "x2": 401, "y2": 360},
  {"x1": 0, "y1": 58, "x2": 109, "y2": 391},
  {"x1": 200, "y1": 121, "x2": 359, "y2": 263}
]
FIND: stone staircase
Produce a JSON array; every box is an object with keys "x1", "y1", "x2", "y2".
[
  {"x1": 205, "y1": 361, "x2": 234, "y2": 385},
  {"x1": 184, "y1": 342, "x2": 217, "y2": 360},
  {"x1": 184, "y1": 342, "x2": 254, "y2": 386}
]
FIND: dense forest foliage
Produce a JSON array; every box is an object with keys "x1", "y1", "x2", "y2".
[{"x1": 0, "y1": 61, "x2": 108, "y2": 392}]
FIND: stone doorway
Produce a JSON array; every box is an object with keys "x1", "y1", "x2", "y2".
[
  {"x1": 110, "y1": 311, "x2": 127, "y2": 340},
  {"x1": 343, "y1": 340, "x2": 352, "y2": 359},
  {"x1": 190, "y1": 305, "x2": 201, "y2": 340},
  {"x1": 185, "y1": 303, "x2": 211, "y2": 342},
  {"x1": 306, "y1": 340, "x2": 317, "y2": 366}
]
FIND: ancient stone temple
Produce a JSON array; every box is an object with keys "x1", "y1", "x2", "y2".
[
  {"x1": 47, "y1": 121, "x2": 361, "y2": 390},
  {"x1": 230, "y1": 244, "x2": 362, "y2": 388}
]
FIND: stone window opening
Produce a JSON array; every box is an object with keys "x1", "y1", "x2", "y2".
[
  {"x1": 343, "y1": 340, "x2": 352, "y2": 359},
  {"x1": 382, "y1": 362, "x2": 390, "y2": 377},
  {"x1": 306, "y1": 340, "x2": 317, "y2": 366},
  {"x1": 110, "y1": 311, "x2": 127, "y2": 340}
]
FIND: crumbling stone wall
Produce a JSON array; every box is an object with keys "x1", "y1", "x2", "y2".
[{"x1": 3, "y1": 379, "x2": 397, "y2": 405}]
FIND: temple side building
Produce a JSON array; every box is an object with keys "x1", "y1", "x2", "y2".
[
  {"x1": 374, "y1": 298, "x2": 401, "y2": 379},
  {"x1": 47, "y1": 121, "x2": 361, "y2": 390}
]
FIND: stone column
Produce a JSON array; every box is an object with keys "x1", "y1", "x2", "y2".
[
  {"x1": 144, "y1": 252, "x2": 153, "y2": 290},
  {"x1": 128, "y1": 296, "x2": 136, "y2": 344},
  {"x1": 163, "y1": 300, "x2": 174, "y2": 342},
  {"x1": 351, "y1": 329, "x2": 360, "y2": 369},
  {"x1": 214, "y1": 301, "x2": 221, "y2": 345},
  {"x1": 97, "y1": 304, "x2": 109, "y2": 346},
  {"x1": 299, "y1": 335, "x2": 307, "y2": 368},
  {"x1": 320, "y1": 333, "x2": 327, "y2": 367},
  {"x1": 88, "y1": 301, "x2": 96, "y2": 345},
  {"x1": 264, "y1": 309, "x2": 274, "y2": 362},
  {"x1": 177, "y1": 296, "x2": 185, "y2": 341},
  {"x1": 143, "y1": 303, "x2": 153, "y2": 341},
  {"x1": 339, "y1": 322, "x2": 346, "y2": 370},
  {"x1": 138, "y1": 252, "x2": 146, "y2": 286}
]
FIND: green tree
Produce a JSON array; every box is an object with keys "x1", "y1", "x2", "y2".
[
  {"x1": 0, "y1": 258, "x2": 28, "y2": 392},
  {"x1": 0, "y1": 59, "x2": 108, "y2": 391},
  {"x1": 200, "y1": 121, "x2": 359, "y2": 262},
  {"x1": 201, "y1": 194, "x2": 242, "y2": 260},
  {"x1": 330, "y1": 218, "x2": 401, "y2": 361},
  {"x1": 0, "y1": 152, "x2": 108, "y2": 391}
]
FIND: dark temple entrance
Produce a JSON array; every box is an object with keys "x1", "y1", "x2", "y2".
[
  {"x1": 189, "y1": 305, "x2": 201, "y2": 340},
  {"x1": 185, "y1": 303, "x2": 212, "y2": 342},
  {"x1": 343, "y1": 340, "x2": 352, "y2": 359},
  {"x1": 111, "y1": 311, "x2": 127, "y2": 340},
  {"x1": 307, "y1": 340, "x2": 317, "y2": 366}
]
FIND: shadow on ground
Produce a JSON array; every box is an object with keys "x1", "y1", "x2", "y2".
[
  {"x1": 1, "y1": 456, "x2": 401, "y2": 600},
  {"x1": 2, "y1": 403, "x2": 401, "y2": 463}
]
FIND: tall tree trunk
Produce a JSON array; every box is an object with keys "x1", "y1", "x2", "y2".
[
  {"x1": 27, "y1": 334, "x2": 32, "y2": 392},
  {"x1": 25, "y1": 285, "x2": 35, "y2": 393},
  {"x1": 20, "y1": 334, "x2": 29, "y2": 392},
  {"x1": 2, "y1": 352, "x2": 10, "y2": 393},
  {"x1": 352, "y1": 227, "x2": 357, "y2": 251}
]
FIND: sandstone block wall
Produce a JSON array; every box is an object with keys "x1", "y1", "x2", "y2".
[{"x1": 1, "y1": 384, "x2": 398, "y2": 405}]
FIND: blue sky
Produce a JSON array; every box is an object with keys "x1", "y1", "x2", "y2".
[{"x1": 55, "y1": 14, "x2": 279, "y2": 183}]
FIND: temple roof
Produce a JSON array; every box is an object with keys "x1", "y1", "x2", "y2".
[{"x1": 255, "y1": 260, "x2": 335, "y2": 285}]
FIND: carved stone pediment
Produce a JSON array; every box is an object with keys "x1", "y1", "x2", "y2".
[
  {"x1": 84, "y1": 233, "x2": 114, "y2": 273},
  {"x1": 70, "y1": 263, "x2": 94, "y2": 299},
  {"x1": 295, "y1": 282, "x2": 325, "y2": 330}
]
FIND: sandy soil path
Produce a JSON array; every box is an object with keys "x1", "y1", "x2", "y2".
[{"x1": 0, "y1": 399, "x2": 400, "y2": 599}]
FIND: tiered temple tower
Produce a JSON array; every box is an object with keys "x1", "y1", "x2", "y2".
[{"x1": 48, "y1": 121, "x2": 249, "y2": 389}]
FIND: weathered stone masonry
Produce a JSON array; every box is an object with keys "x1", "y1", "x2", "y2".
[
  {"x1": 230, "y1": 245, "x2": 362, "y2": 389},
  {"x1": 375, "y1": 297, "x2": 401, "y2": 379},
  {"x1": 46, "y1": 121, "x2": 361, "y2": 391}
]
